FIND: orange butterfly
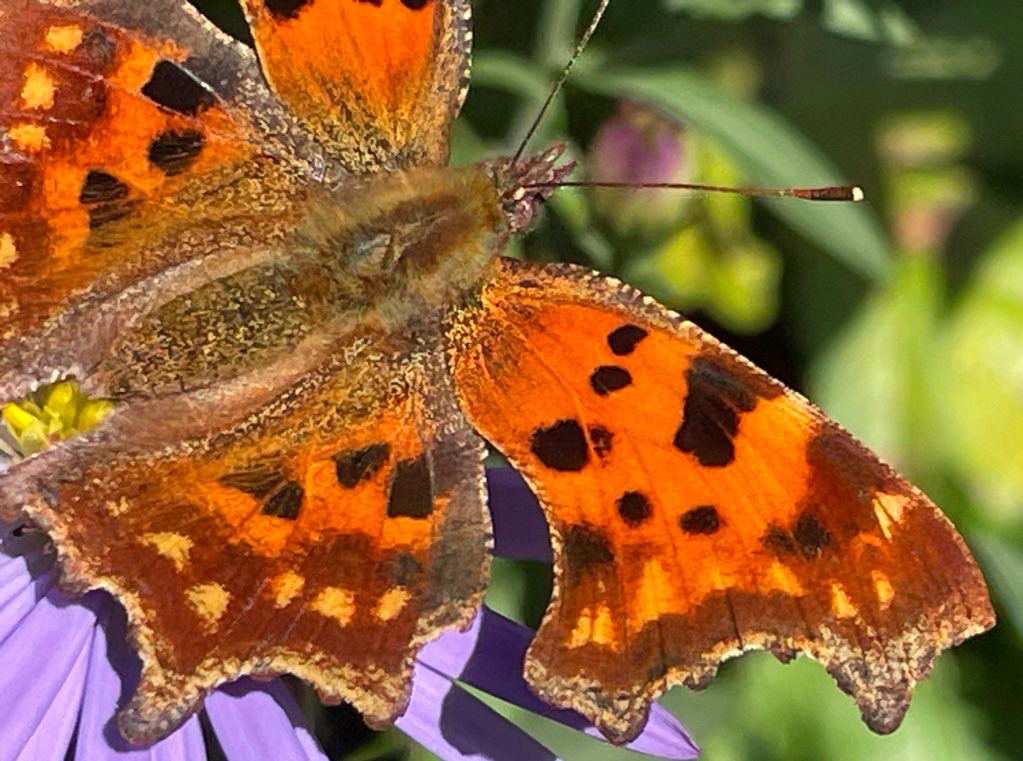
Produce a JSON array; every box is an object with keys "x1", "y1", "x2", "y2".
[{"x1": 0, "y1": 0, "x2": 993, "y2": 747}]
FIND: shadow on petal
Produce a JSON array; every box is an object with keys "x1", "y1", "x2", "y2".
[
  {"x1": 408, "y1": 607, "x2": 699, "y2": 760},
  {"x1": 486, "y1": 468, "x2": 552, "y2": 564},
  {"x1": 76, "y1": 593, "x2": 207, "y2": 760}
]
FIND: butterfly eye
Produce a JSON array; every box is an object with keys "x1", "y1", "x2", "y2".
[{"x1": 351, "y1": 232, "x2": 396, "y2": 269}]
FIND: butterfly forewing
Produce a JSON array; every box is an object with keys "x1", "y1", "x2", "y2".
[
  {"x1": 0, "y1": 0, "x2": 322, "y2": 398},
  {"x1": 447, "y1": 256, "x2": 995, "y2": 743},
  {"x1": 239, "y1": 0, "x2": 472, "y2": 168}
]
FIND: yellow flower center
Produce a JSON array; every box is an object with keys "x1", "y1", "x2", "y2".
[{"x1": 2, "y1": 380, "x2": 114, "y2": 457}]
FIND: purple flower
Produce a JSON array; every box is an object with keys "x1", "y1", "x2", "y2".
[
  {"x1": 588, "y1": 101, "x2": 693, "y2": 239},
  {"x1": 0, "y1": 469, "x2": 697, "y2": 760}
]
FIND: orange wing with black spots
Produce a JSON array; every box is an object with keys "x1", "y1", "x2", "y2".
[
  {"x1": 1, "y1": 342, "x2": 490, "y2": 743},
  {"x1": 240, "y1": 0, "x2": 472, "y2": 168},
  {"x1": 0, "y1": 0, "x2": 320, "y2": 375},
  {"x1": 448, "y1": 256, "x2": 995, "y2": 743}
]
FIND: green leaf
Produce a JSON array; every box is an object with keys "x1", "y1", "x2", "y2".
[
  {"x1": 664, "y1": 654, "x2": 1004, "y2": 761},
  {"x1": 537, "y1": 0, "x2": 586, "y2": 67},
  {"x1": 823, "y1": 0, "x2": 920, "y2": 45},
  {"x1": 943, "y1": 215, "x2": 1023, "y2": 520},
  {"x1": 470, "y1": 50, "x2": 556, "y2": 103},
  {"x1": 970, "y1": 531, "x2": 1023, "y2": 643},
  {"x1": 809, "y1": 254, "x2": 943, "y2": 470},
  {"x1": 471, "y1": 50, "x2": 568, "y2": 149},
  {"x1": 572, "y1": 63, "x2": 892, "y2": 279},
  {"x1": 662, "y1": 0, "x2": 919, "y2": 44},
  {"x1": 663, "y1": 0, "x2": 802, "y2": 21}
]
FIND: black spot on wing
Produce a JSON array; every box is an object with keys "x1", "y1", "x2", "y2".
[
  {"x1": 589, "y1": 366, "x2": 632, "y2": 396},
  {"x1": 334, "y1": 443, "x2": 390, "y2": 488},
  {"x1": 680, "y1": 505, "x2": 722, "y2": 535},
  {"x1": 148, "y1": 129, "x2": 204, "y2": 176},
  {"x1": 378, "y1": 552, "x2": 423, "y2": 587},
  {"x1": 562, "y1": 524, "x2": 614, "y2": 582},
  {"x1": 673, "y1": 356, "x2": 759, "y2": 467},
  {"x1": 79, "y1": 170, "x2": 133, "y2": 228},
  {"x1": 588, "y1": 425, "x2": 613, "y2": 459},
  {"x1": 262, "y1": 480, "x2": 304, "y2": 520},
  {"x1": 142, "y1": 60, "x2": 216, "y2": 116},
  {"x1": 793, "y1": 511, "x2": 831, "y2": 556},
  {"x1": 530, "y1": 419, "x2": 589, "y2": 472},
  {"x1": 803, "y1": 421, "x2": 895, "y2": 538},
  {"x1": 401, "y1": 0, "x2": 430, "y2": 9},
  {"x1": 86, "y1": 202, "x2": 136, "y2": 229},
  {"x1": 387, "y1": 455, "x2": 433, "y2": 519},
  {"x1": 79, "y1": 170, "x2": 128, "y2": 204},
  {"x1": 607, "y1": 324, "x2": 648, "y2": 356},
  {"x1": 762, "y1": 524, "x2": 798, "y2": 555},
  {"x1": 616, "y1": 491, "x2": 651, "y2": 527},
  {"x1": 74, "y1": 31, "x2": 117, "y2": 73},
  {"x1": 264, "y1": 0, "x2": 314, "y2": 18},
  {"x1": 218, "y1": 462, "x2": 287, "y2": 498}
]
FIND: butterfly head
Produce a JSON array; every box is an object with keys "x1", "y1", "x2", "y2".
[{"x1": 483, "y1": 143, "x2": 575, "y2": 235}]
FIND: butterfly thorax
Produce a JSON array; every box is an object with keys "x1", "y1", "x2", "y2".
[{"x1": 92, "y1": 165, "x2": 506, "y2": 399}]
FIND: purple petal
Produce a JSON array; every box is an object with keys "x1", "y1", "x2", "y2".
[
  {"x1": 206, "y1": 678, "x2": 327, "y2": 761},
  {"x1": 590, "y1": 104, "x2": 686, "y2": 187},
  {"x1": 485, "y1": 468, "x2": 552, "y2": 564},
  {"x1": 75, "y1": 594, "x2": 206, "y2": 760},
  {"x1": 411, "y1": 608, "x2": 699, "y2": 760},
  {"x1": 0, "y1": 584, "x2": 95, "y2": 760},
  {"x1": 0, "y1": 554, "x2": 48, "y2": 645},
  {"x1": 399, "y1": 612, "x2": 556, "y2": 760},
  {"x1": 0, "y1": 526, "x2": 60, "y2": 645},
  {"x1": 456, "y1": 609, "x2": 586, "y2": 731}
]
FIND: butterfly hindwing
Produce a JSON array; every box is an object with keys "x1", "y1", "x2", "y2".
[
  {"x1": 448, "y1": 256, "x2": 995, "y2": 743},
  {"x1": 1, "y1": 337, "x2": 490, "y2": 742}
]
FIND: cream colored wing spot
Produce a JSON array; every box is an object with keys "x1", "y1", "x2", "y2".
[
  {"x1": 0, "y1": 233, "x2": 17, "y2": 270},
  {"x1": 873, "y1": 491, "x2": 910, "y2": 540},
  {"x1": 186, "y1": 582, "x2": 231, "y2": 631},
  {"x1": 311, "y1": 586, "x2": 356, "y2": 626},
  {"x1": 766, "y1": 560, "x2": 804, "y2": 595},
  {"x1": 104, "y1": 497, "x2": 132, "y2": 517},
  {"x1": 872, "y1": 570, "x2": 895, "y2": 608},
  {"x1": 44, "y1": 24, "x2": 84, "y2": 54},
  {"x1": 0, "y1": 299, "x2": 17, "y2": 338},
  {"x1": 568, "y1": 607, "x2": 594, "y2": 649},
  {"x1": 631, "y1": 559, "x2": 672, "y2": 633},
  {"x1": 21, "y1": 63, "x2": 55, "y2": 110},
  {"x1": 8, "y1": 123, "x2": 50, "y2": 152},
  {"x1": 269, "y1": 571, "x2": 305, "y2": 608},
  {"x1": 830, "y1": 582, "x2": 858, "y2": 619},
  {"x1": 140, "y1": 532, "x2": 193, "y2": 571},
  {"x1": 568, "y1": 604, "x2": 620, "y2": 651},
  {"x1": 373, "y1": 586, "x2": 410, "y2": 622}
]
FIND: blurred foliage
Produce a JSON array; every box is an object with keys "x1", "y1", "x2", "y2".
[{"x1": 194, "y1": 0, "x2": 1023, "y2": 759}]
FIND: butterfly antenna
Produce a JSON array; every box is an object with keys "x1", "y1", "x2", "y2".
[
  {"x1": 525, "y1": 180, "x2": 865, "y2": 202},
  {"x1": 510, "y1": 0, "x2": 612, "y2": 168}
]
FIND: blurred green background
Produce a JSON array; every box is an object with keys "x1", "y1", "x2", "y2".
[{"x1": 197, "y1": 1, "x2": 1022, "y2": 759}]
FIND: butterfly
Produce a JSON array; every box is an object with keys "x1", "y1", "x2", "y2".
[{"x1": 0, "y1": 0, "x2": 994, "y2": 747}]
